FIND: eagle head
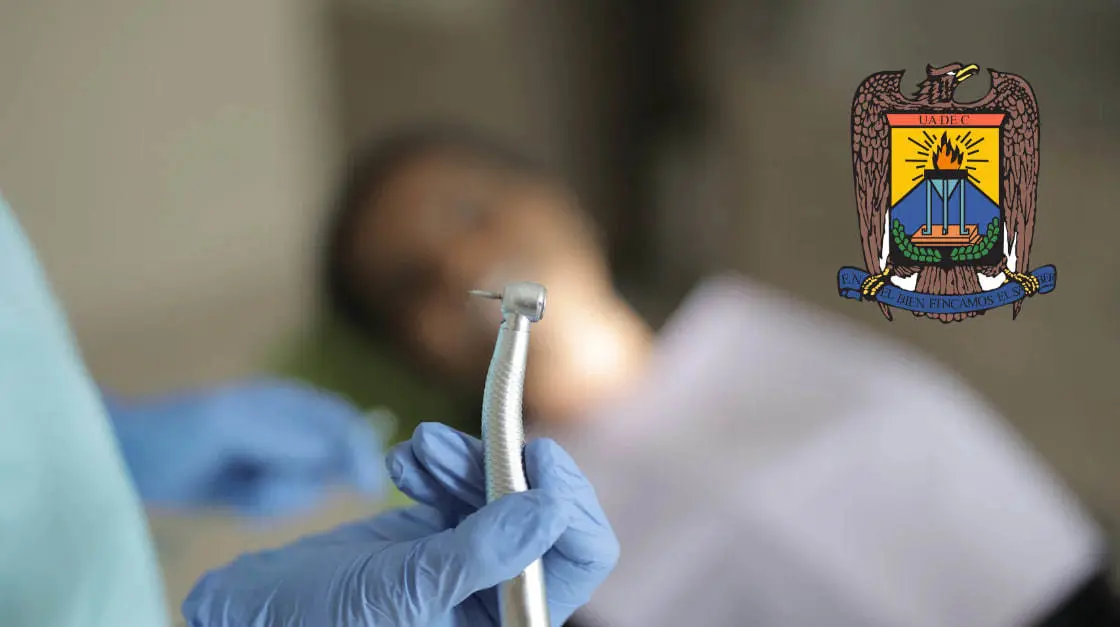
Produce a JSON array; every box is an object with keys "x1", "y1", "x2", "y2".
[{"x1": 914, "y1": 62, "x2": 979, "y2": 104}]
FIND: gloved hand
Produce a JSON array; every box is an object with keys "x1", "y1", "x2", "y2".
[
  {"x1": 182, "y1": 422, "x2": 619, "y2": 626},
  {"x1": 105, "y1": 378, "x2": 384, "y2": 517}
]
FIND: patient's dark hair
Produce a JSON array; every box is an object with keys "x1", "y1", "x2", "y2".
[{"x1": 322, "y1": 124, "x2": 539, "y2": 342}]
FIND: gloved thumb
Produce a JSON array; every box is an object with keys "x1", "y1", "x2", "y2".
[{"x1": 394, "y1": 489, "x2": 569, "y2": 622}]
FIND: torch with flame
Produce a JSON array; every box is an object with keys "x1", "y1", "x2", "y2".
[
  {"x1": 933, "y1": 132, "x2": 965, "y2": 170},
  {"x1": 921, "y1": 132, "x2": 970, "y2": 237}
]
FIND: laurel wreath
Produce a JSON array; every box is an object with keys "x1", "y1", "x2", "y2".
[
  {"x1": 891, "y1": 217, "x2": 1002, "y2": 264},
  {"x1": 949, "y1": 217, "x2": 1001, "y2": 262},
  {"x1": 891, "y1": 219, "x2": 942, "y2": 263}
]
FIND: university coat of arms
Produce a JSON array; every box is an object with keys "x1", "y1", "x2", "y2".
[{"x1": 837, "y1": 62, "x2": 1056, "y2": 322}]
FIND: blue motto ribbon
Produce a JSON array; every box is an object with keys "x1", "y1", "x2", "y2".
[{"x1": 837, "y1": 265, "x2": 1056, "y2": 314}]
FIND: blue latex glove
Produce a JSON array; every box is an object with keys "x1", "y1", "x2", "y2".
[
  {"x1": 182, "y1": 422, "x2": 620, "y2": 626},
  {"x1": 105, "y1": 378, "x2": 384, "y2": 517}
]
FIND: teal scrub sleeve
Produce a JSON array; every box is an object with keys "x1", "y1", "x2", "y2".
[{"x1": 0, "y1": 196, "x2": 168, "y2": 627}]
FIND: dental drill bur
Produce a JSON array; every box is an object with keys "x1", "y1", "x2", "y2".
[{"x1": 470, "y1": 282, "x2": 550, "y2": 627}]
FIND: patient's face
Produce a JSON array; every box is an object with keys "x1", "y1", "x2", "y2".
[{"x1": 349, "y1": 148, "x2": 607, "y2": 387}]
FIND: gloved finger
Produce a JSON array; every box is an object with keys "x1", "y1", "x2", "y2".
[
  {"x1": 386, "y1": 441, "x2": 450, "y2": 507},
  {"x1": 525, "y1": 438, "x2": 619, "y2": 601},
  {"x1": 386, "y1": 441, "x2": 475, "y2": 527},
  {"x1": 389, "y1": 489, "x2": 569, "y2": 623},
  {"x1": 410, "y1": 423, "x2": 487, "y2": 506},
  {"x1": 387, "y1": 422, "x2": 487, "y2": 514}
]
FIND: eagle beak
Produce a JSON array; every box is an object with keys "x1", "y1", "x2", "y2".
[{"x1": 956, "y1": 64, "x2": 979, "y2": 82}]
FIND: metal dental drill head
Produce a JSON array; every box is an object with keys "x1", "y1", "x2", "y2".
[
  {"x1": 469, "y1": 281, "x2": 550, "y2": 627},
  {"x1": 469, "y1": 282, "x2": 547, "y2": 326}
]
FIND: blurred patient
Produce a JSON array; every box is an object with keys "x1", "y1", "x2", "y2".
[
  {"x1": 325, "y1": 126, "x2": 649, "y2": 428},
  {"x1": 323, "y1": 125, "x2": 1118, "y2": 626}
]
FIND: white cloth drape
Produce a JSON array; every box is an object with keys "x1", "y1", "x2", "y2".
[{"x1": 543, "y1": 275, "x2": 1102, "y2": 627}]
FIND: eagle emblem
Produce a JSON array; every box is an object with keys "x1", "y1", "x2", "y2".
[{"x1": 837, "y1": 62, "x2": 1056, "y2": 322}]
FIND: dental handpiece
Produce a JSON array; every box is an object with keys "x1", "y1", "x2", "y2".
[{"x1": 470, "y1": 282, "x2": 551, "y2": 627}]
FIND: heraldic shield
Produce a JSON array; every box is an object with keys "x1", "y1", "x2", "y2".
[
  {"x1": 837, "y1": 62, "x2": 1056, "y2": 322},
  {"x1": 889, "y1": 114, "x2": 1003, "y2": 268}
]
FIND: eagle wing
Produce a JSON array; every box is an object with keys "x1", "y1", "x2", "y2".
[
  {"x1": 988, "y1": 70, "x2": 1040, "y2": 318},
  {"x1": 851, "y1": 71, "x2": 914, "y2": 318}
]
